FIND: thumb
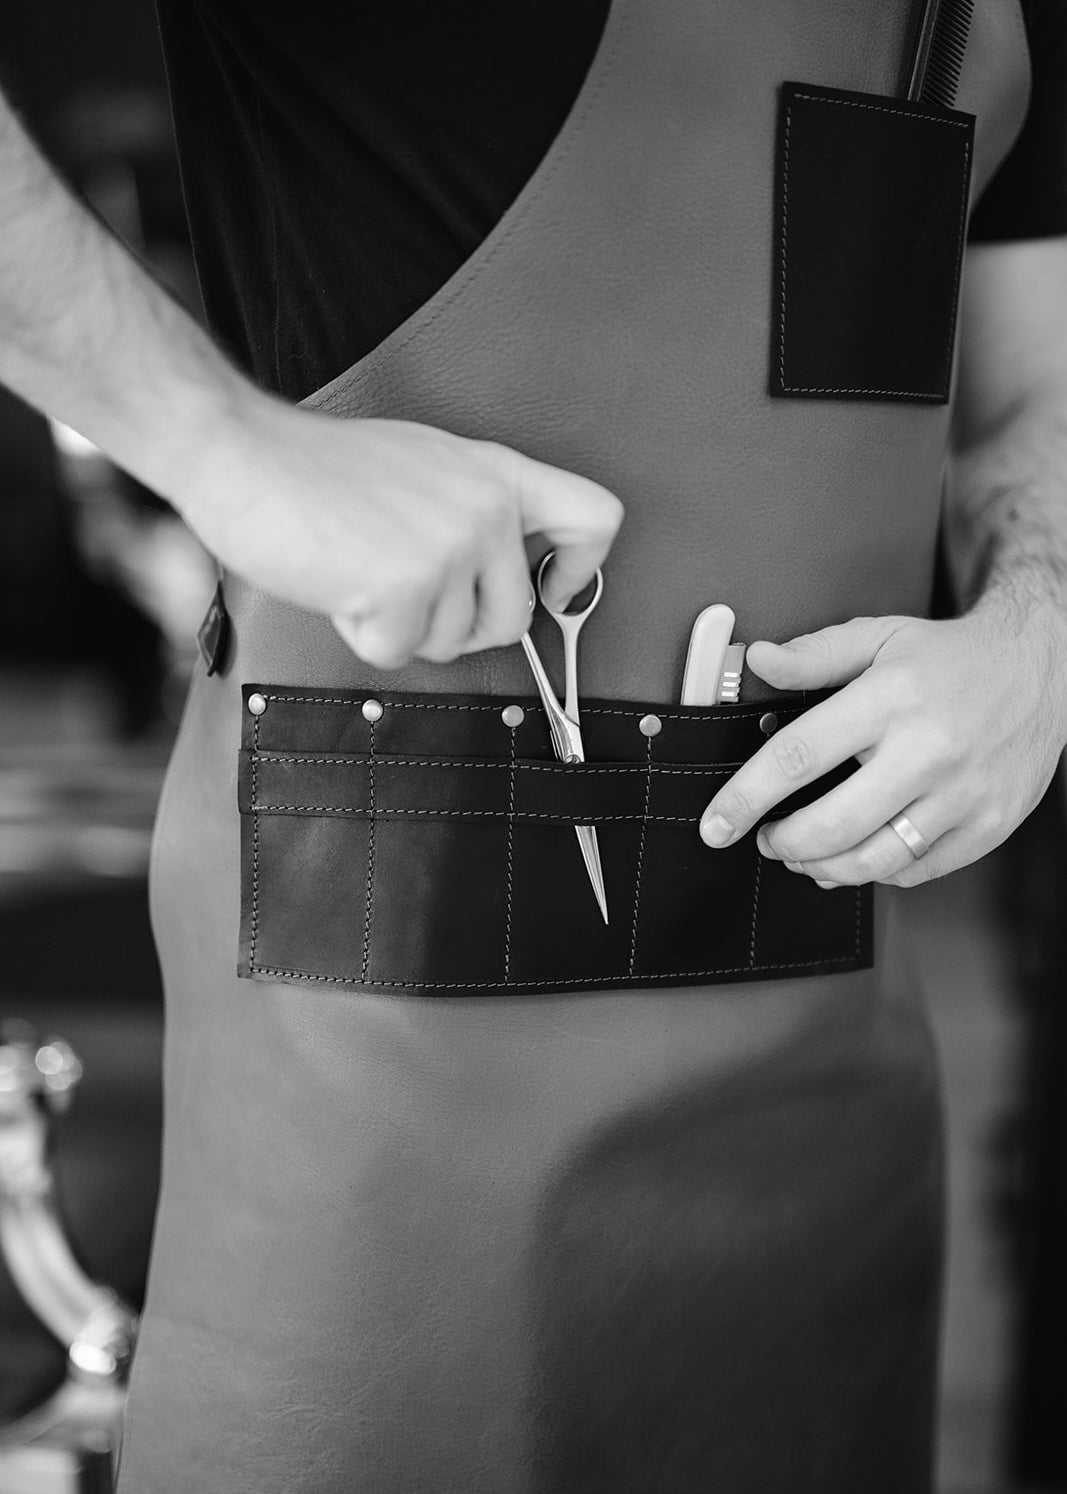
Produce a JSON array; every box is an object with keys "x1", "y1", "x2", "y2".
[
  {"x1": 514, "y1": 453, "x2": 623, "y2": 611},
  {"x1": 747, "y1": 616, "x2": 906, "y2": 690}
]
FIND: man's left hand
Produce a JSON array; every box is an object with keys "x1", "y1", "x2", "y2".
[{"x1": 698, "y1": 604, "x2": 1067, "y2": 888}]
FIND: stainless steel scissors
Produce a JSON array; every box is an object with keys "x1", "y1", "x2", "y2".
[{"x1": 520, "y1": 554, "x2": 608, "y2": 925}]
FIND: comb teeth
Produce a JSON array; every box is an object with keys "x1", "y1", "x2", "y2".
[
  {"x1": 907, "y1": 0, "x2": 975, "y2": 107},
  {"x1": 718, "y1": 671, "x2": 742, "y2": 704},
  {"x1": 717, "y1": 644, "x2": 746, "y2": 704}
]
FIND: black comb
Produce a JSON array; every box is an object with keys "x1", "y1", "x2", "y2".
[{"x1": 904, "y1": 0, "x2": 975, "y2": 106}]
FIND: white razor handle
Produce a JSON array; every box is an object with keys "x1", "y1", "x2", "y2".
[{"x1": 681, "y1": 604, "x2": 735, "y2": 706}]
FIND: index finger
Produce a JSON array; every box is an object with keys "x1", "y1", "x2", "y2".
[
  {"x1": 698, "y1": 684, "x2": 879, "y2": 847},
  {"x1": 515, "y1": 455, "x2": 622, "y2": 611}
]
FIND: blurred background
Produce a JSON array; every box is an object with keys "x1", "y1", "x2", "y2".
[{"x1": 0, "y1": 4, "x2": 1065, "y2": 1491}]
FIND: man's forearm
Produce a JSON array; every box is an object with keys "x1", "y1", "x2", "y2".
[
  {"x1": 0, "y1": 89, "x2": 622, "y2": 668},
  {"x1": 0, "y1": 93, "x2": 251, "y2": 507},
  {"x1": 946, "y1": 395, "x2": 1067, "y2": 693}
]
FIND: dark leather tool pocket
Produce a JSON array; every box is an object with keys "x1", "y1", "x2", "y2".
[
  {"x1": 770, "y1": 81, "x2": 974, "y2": 404},
  {"x1": 237, "y1": 686, "x2": 872, "y2": 994}
]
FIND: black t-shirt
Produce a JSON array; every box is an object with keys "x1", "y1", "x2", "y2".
[
  {"x1": 969, "y1": 1, "x2": 1067, "y2": 240},
  {"x1": 156, "y1": 1, "x2": 1067, "y2": 401}
]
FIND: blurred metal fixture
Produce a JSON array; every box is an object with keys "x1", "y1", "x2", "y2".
[{"x1": 0, "y1": 1020, "x2": 137, "y2": 1490}]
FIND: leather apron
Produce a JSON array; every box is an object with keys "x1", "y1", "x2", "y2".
[{"x1": 119, "y1": 3, "x2": 1029, "y2": 1490}]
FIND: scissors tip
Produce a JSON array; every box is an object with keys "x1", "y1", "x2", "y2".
[
  {"x1": 574, "y1": 826, "x2": 609, "y2": 926},
  {"x1": 593, "y1": 878, "x2": 609, "y2": 925}
]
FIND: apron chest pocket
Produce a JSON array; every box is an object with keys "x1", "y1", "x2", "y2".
[
  {"x1": 769, "y1": 81, "x2": 974, "y2": 404},
  {"x1": 237, "y1": 686, "x2": 872, "y2": 994}
]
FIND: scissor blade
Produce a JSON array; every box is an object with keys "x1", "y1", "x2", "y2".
[
  {"x1": 520, "y1": 633, "x2": 582, "y2": 763},
  {"x1": 574, "y1": 824, "x2": 609, "y2": 925},
  {"x1": 521, "y1": 631, "x2": 606, "y2": 922}
]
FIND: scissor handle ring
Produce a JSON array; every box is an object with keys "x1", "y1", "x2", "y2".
[{"x1": 536, "y1": 551, "x2": 604, "y2": 620}]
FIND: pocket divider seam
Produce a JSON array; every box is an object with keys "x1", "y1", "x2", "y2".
[
  {"x1": 747, "y1": 804, "x2": 864, "y2": 968},
  {"x1": 250, "y1": 715, "x2": 261, "y2": 970},
  {"x1": 504, "y1": 730, "x2": 516, "y2": 982},
  {"x1": 627, "y1": 734, "x2": 654, "y2": 976},
  {"x1": 748, "y1": 853, "x2": 763, "y2": 969},
  {"x1": 361, "y1": 716, "x2": 376, "y2": 983}
]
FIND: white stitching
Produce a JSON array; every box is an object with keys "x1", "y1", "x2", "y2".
[
  {"x1": 563, "y1": 708, "x2": 779, "y2": 722},
  {"x1": 250, "y1": 717, "x2": 260, "y2": 967},
  {"x1": 778, "y1": 99, "x2": 791, "y2": 389},
  {"x1": 262, "y1": 694, "x2": 502, "y2": 711},
  {"x1": 504, "y1": 731, "x2": 515, "y2": 981},
  {"x1": 628, "y1": 734, "x2": 653, "y2": 976},
  {"x1": 748, "y1": 854, "x2": 763, "y2": 968},
  {"x1": 941, "y1": 138, "x2": 970, "y2": 390},
  {"x1": 250, "y1": 806, "x2": 699, "y2": 821},
  {"x1": 780, "y1": 386, "x2": 950, "y2": 398},
  {"x1": 792, "y1": 91, "x2": 969, "y2": 126},
  {"x1": 360, "y1": 718, "x2": 375, "y2": 983},
  {"x1": 778, "y1": 92, "x2": 970, "y2": 399},
  {"x1": 246, "y1": 951, "x2": 864, "y2": 988},
  {"x1": 251, "y1": 755, "x2": 741, "y2": 775},
  {"x1": 255, "y1": 692, "x2": 794, "y2": 726}
]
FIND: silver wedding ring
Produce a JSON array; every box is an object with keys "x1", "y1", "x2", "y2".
[{"x1": 888, "y1": 811, "x2": 930, "y2": 860}]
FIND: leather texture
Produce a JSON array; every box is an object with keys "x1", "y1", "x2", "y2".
[
  {"x1": 770, "y1": 82, "x2": 975, "y2": 402},
  {"x1": 237, "y1": 685, "x2": 871, "y2": 993},
  {"x1": 119, "y1": 3, "x2": 1031, "y2": 1491},
  {"x1": 219, "y1": 0, "x2": 1028, "y2": 697}
]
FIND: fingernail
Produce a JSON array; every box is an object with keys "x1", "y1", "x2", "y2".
[
  {"x1": 815, "y1": 879, "x2": 839, "y2": 890},
  {"x1": 756, "y1": 829, "x2": 776, "y2": 858},
  {"x1": 700, "y1": 812, "x2": 736, "y2": 847}
]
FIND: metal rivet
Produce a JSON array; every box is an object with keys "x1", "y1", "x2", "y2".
[
  {"x1": 638, "y1": 714, "x2": 662, "y2": 737},
  {"x1": 759, "y1": 712, "x2": 779, "y2": 736},
  {"x1": 362, "y1": 698, "x2": 384, "y2": 723},
  {"x1": 501, "y1": 704, "x2": 525, "y2": 728},
  {"x1": 247, "y1": 693, "x2": 267, "y2": 716}
]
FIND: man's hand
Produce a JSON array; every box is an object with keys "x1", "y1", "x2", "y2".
[
  {"x1": 180, "y1": 403, "x2": 622, "y2": 669},
  {"x1": 699, "y1": 599, "x2": 1067, "y2": 888},
  {"x1": 700, "y1": 237, "x2": 1067, "y2": 889}
]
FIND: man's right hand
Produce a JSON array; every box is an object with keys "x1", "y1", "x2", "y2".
[{"x1": 179, "y1": 400, "x2": 623, "y2": 669}]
